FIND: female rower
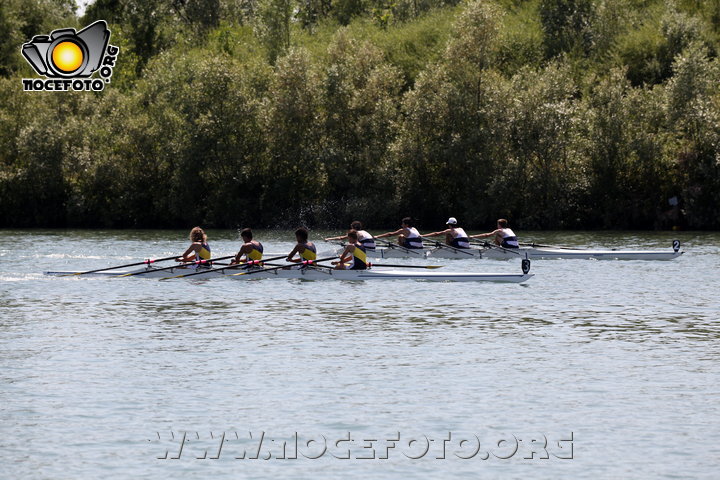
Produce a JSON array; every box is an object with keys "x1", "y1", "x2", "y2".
[
  {"x1": 424, "y1": 217, "x2": 470, "y2": 248},
  {"x1": 375, "y1": 217, "x2": 423, "y2": 249},
  {"x1": 332, "y1": 230, "x2": 368, "y2": 270},
  {"x1": 231, "y1": 228, "x2": 264, "y2": 265},
  {"x1": 286, "y1": 227, "x2": 318, "y2": 263},
  {"x1": 470, "y1": 219, "x2": 519, "y2": 248},
  {"x1": 324, "y1": 220, "x2": 376, "y2": 250},
  {"x1": 176, "y1": 227, "x2": 212, "y2": 263}
]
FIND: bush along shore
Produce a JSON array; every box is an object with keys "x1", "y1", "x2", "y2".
[{"x1": 1, "y1": 0, "x2": 719, "y2": 230}]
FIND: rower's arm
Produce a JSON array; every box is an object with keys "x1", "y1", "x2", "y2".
[
  {"x1": 336, "y1": 245, "x2": 353, "y2": 264},
  {"x1": 424, "y1": 229, "x2": 449, "y2": 237},
  {"x1": 176, "y1": 243, "x2": 199, "y2": 262},
  {"x1": 232, "y1": 244, "x2": 251, "y2": 264},
  {"x1": 469, "y1": 229, "x2": 498, "y2": 239},
  {"x1": 375, "y1": 229, "x2": 402, "y2": 238},
  {"x1": 286, "y1": 245, "x2": 300, "y2": 262},
  {"x1": 324, "y1": 234, "x2": 347, "y2": 241}
]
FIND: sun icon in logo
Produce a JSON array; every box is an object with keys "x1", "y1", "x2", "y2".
[{"x1": 51, "y1": 41, "x2": 84, "y2": 73}]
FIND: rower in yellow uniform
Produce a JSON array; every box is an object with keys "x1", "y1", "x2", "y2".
[
  {"x1": 176, "y1": 227, "x2": 211, "y2": 265},
  {"x1": 230, "y1": 228, "x2": 264, "y2": 265},
  {"x1": 332, "y1": 230, "x2": 368, "y2": 270},
  {"x1": 286, "y1": 227, "x2": 317, "y2": 264}
]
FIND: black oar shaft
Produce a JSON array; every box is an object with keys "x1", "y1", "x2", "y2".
[
  {"x1": 119, "y1": 254, "x2": 236, "y2": 277},
  {"x1": 373, "y1": 238, "x2": 423, "y2": 255},
  {"x1": 420, "y1": 236, "x2": 474, "y2": 255},
  {"x1": 162, "y1": 255, "x2": 288, "y2": 280},
  {"x1": 231, "y1": 256, "x2": 338, "y2": 277},
  {"x1": 368, "y1": 263, "x2": 442, "y2": 269},
  {"x1": 63, "y1": 255, "x2": 180, "y2": 276},
  {"x1": 519, "y1": 242, "x2": 578, "y2": 250}
]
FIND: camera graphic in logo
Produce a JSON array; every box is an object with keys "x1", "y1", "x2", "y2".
[
  {"x1": 22, "y1": 20, "x2": 109, "y2": 77},
  {"x1": 21, "y1": 20, "x2": 119, "y2": 91}
]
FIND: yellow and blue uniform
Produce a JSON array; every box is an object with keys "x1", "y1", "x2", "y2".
[
  {"x1": 349, "y1": 244, "x2": 368, "y2": 270},
  {"x1": 198, "y1": 242, "x2": 211, "y2": 260},
  {"x1": 299, "y1": 243, "x2": 317, "y2": 261},
  {"x1": 247, "y1": 241, "x2": 264, "y2": 261}
]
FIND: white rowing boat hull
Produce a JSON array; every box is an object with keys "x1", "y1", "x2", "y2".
[
  {"x1": 44, "y1": 267, "x2": 533, "y2": 283},
  {"x1": 427, "y1": 246, "x2": 683, "y2": 260}
]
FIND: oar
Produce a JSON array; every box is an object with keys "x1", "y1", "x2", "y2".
[
  {"x1": 368, "y1": 263, "x2": 443, "y2": 269},
  {"x1": 60, "y1": 255, "x2": 180, "y2": 277},
  {"x1": 419, "y1": 236, "x2": 475, "y2": 256},
  {"x1": 117, "y1": 254, "x2": 236, "y2": 277},
  {"x1": 373, "y1": 238, "x2": 424, "y2": 255},
  {"x1": 160, "y1": 255, "x2": 288, "y2": 280},
  {"x1": 476, "y1": 241, "x2": 522, "y2": 256},
  {"x1": 305, "y1": 259, "x2": 444, "y2": 270},
  {"x1": 519, "y1": 242, "x2": 580, "y2": 250},
  {"x1": 229, "y1": 256, "x2": 339, "y2": 277}
]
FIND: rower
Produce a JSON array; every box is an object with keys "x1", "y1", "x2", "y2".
[
  {"x1": 176, "y1": 226, "x2": 212, "y2": 264},
  {"x1": 231, "y1": 228, "x2": 264, "y2": 265},
  {"x1": 324, "y1": 220, "x2": 376, "y2": 250},
  {"x1": 424, "y1": 217, "x2": 470, "y2": 248},
  {"x1": 286, "y1": 227, "x2": 318, "y2": 264},
  {"x1": 332, "y1": 230, "x2": 368, "y2": 270},
  {"x1": 375, "y1": 217, "x2": 423, "y2": 249},
  {"x1": 470, "y1": 218, "x2": 519, "y2": 248}
]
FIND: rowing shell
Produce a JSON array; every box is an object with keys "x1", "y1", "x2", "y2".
[
  {"x1": 426, "y1": 241, "x2": 684, "y2": 260},
  {"x1": 44, "y1": 266, "x2": 533, "y2": 283}
]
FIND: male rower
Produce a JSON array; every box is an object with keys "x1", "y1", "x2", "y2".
[
  {"x1": 286, "y1": 227, "x2": 318, "y2": 263},
  {"x1": 230, "y1": 228, "x2": 264, "y2": 265},
  {"x1": 424, "y1": 217, "x2": 470, "y2": 248},
  {"x1": 470, "y1": 218, "x2": 519, "y2": 248},
  {"x1": 332, "y1": 230, "x2": 368, "y2": 270},
  {"x1": 176, "y1": 226, "x2": 212, "y2": 263},
  {"x1": 324, "y1": 221, "x2": 376, "y2": 250},
  {"x1": 375, "y1": 217, "x2": 423, "y2": 249}
]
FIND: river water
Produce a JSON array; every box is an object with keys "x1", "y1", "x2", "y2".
[{"x1": 1, "y1": 229, "x2": 718, "y2": 479}]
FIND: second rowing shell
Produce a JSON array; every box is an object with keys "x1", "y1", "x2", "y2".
[{"x1": 425, "y1": 244, "x2": 684, "y2": 260}]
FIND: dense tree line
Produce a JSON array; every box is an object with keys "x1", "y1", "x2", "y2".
[{"x1": 1, "y1": 0, "x2": 719, "y2": 229}]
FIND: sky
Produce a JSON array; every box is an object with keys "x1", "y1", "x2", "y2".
[{"x1": 76, "y1": 0, "x2": 89, "y2": 16}]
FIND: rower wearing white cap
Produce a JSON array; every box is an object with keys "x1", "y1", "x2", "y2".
[
  {"x1": 470, "y1": 218, "x2": 519, "y2": 248},
  {"x1": 424, "y1": 217, "x2": 470, "y2": 249}
]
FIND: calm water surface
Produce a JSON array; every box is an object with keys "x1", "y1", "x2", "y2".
[{"x1": 1, "y1": 230, "x2": 719, "y2": 479}]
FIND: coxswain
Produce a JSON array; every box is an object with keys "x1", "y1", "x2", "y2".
[
  {"x1": 332, "y1": 230, "x2": 368, "y2": 270},
  {"x1": 324, "y1": 220, "x2": 376, "y2": 250},
  {"x1": 375, "y1": 217, "x2": 423, "y2": 249},
  {"x1": 231, "y1": 228, "x2": 264, "y2": 265},
  {"x1": 424, "y1": 217, "x2": 470, "y2": 248},
  {"x1": 470, "y1": 218, "x2": 519, "y2": 248},
  {"x1": 176, "y1": 226, "x2": 212, "y2": 264},
  {"x1": 286, "y1": 227, "x2": 318, "y2": 263}
]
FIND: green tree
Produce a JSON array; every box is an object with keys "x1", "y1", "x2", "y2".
[
  {"x1": 319, "y1": 29, "x2": 403, "y2": 224},
  {"x1": 539, "y1": 0, "x2": 595, "y2": 58},
  {"x1": 259, "y1": 47, "x2": 326, "y2": 224},
  {"x1": 254, "y1": 0, "x2": 292, "y2": 63}
]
